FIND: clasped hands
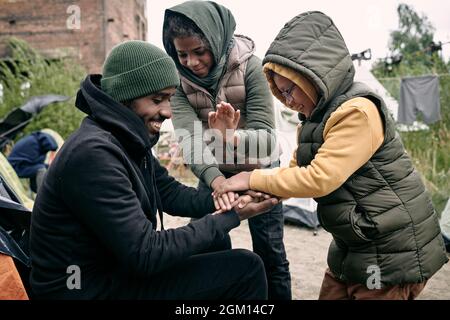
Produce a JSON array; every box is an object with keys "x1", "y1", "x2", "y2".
[
  {"x1": 208, "y1": 102, "x2": 278, "y2": 220},
  {"x1": 211, "y1": 175, "x2": 278, "y2": 220}
]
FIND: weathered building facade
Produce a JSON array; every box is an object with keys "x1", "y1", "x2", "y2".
[{"x1": 0, "y1": 0, "x2": 147, "y2": 73}]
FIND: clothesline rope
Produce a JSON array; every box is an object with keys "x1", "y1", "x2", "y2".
[{"x1": 373, "y1": 73, "x2": 450, "y2": 81}]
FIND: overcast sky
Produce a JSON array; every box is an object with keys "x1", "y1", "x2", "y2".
[{"x1": 147, "y1": 0, "x2": 450, "y2": 67}]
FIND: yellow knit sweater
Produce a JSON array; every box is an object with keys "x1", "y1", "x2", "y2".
[{"x1": 249, "y1": 97, "x2": 384, "y2": 198}]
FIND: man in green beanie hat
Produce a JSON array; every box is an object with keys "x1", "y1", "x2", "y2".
[{"x1": 29, "y1": 40, "x2": 277, "y2": 299}]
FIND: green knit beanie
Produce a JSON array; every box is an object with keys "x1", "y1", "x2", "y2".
[{"x1": 101, "y1": 40, "x2": 180, "y2": 102}]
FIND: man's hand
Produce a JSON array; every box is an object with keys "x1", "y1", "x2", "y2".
[
  {"x1": 212, "y1": 190, "x2": 274, "y2": 215},
  {"x1": 212, "y1": 171, "x2": 251, "y2": 197},
  {"x1": 208, "y1": 102, "x2": 240, "y2": 143},
  {"x1": 234, "y1": 196, "x2": 279, "y2": 221},
  {"x1": 212, "y1": 192, "x2": 278, "y2": 220},
  {"x1": 210, "y1": 175, "x2": 237, "y2": 211}
]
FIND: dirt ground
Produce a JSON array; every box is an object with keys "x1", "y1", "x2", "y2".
[{"x1": 163, "y1": 214, "x2": 450, "y2": 300}]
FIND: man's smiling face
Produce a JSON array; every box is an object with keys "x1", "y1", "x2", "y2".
[{"x1": 128, "y1": 87, "x2": 176, "y2": 136}]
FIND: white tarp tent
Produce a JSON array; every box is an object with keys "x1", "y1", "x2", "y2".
[
  {"x1": 274, "y1": 100, "x2": 319, "y2": 229},
  {"x1": 353, "y1": 62, "x2": 399, "y2": 120},
  {"x1": 160, "y1": 118, "x2": 175, "y2": 133},
  {"x1": 153, "y1": 119, "x2": 175, "y2": 158}
]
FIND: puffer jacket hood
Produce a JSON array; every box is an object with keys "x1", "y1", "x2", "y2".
[{"x1": 263, "y1": 11, "x2": 355, "y2": 120}]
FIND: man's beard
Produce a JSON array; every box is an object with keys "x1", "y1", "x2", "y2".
[{"x1": 148, "y1": 131, "x2": 160, "y2": 144}]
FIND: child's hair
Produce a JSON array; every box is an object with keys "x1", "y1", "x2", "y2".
[{"x1": 163, "y1": 12, "x2": 211, "y2": 51}]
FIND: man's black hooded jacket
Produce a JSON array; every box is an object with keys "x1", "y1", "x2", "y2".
[{"x1": 30, "y1": 75, "x2": 240, "y2": 299}]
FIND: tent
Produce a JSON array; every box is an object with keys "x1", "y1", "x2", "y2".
[
  {"x1": 274, "y1": 100, "x2": 319, "y2": 230},
  {"x1": 153, "y1": 119, "x2": 177, "y2": 158},
  {"x1": 353, "y1": 62, "x2": 399, "y2": 120},
  {"x1": 0, "y1": 172, "x2": 32, "y2": 298},
  {"x1": 0, "y1": 194, "x2": 30, "y2": 267},
  {"x1": 0, "y1": 153, "x2": 33, "y2": 209},
  {"x1": 0, "y1": 189, "x2": 31, "y2": 299}
]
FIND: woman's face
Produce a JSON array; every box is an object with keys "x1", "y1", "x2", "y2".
[
  {"x1": 273, "y1": 73, "x2": 317, "y2": 118},
  {"x1": 173, "y1": 36, "x2": 214, "y2": 78}
]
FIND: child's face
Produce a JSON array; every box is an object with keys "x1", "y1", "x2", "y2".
[
  {"x1": 273, "y1": 73, "x2": 316, "y2": 118},
  {"x1": 173, "y1": 36, "x2": 214, "y2": 78}
]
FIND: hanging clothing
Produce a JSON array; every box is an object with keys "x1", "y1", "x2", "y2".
[{"x1": 398, "y1": 75, "x2": 441, "y2": 125}]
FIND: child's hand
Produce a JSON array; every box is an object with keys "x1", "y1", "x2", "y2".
[
  {"x1": 211, "y1": 176, "x2": 237, "y2": 212},
  {"x1": 213, "y1": 171, "x2": 251, "y2": 197},
  {"x1": 212, "y1": 190, "x2": 276, "y2": 215}
]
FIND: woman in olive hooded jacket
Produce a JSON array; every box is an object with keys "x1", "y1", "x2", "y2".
[
  {"x1": 214, "y1": 11, "x2": 448, "y2": 300},
  {"x1": 163, "y1": 1, "x2": 291, "y2": 300}
]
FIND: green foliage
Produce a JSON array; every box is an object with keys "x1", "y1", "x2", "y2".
[
  {"x1": 390, "y1": 4, "x2": 435, "y2": 66},
  {"x1": 373, "y1": 3, "x2": 446, "y2": 75},
  {"x1": 372, "y1": 4, "x2": 450, "y2": 214},
  {"x1": 0, "y1": 37, "x2": 86, "y2": 140}
]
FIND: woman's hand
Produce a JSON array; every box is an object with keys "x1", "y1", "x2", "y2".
[
  {"x1": 212, "y1": 171, "x2": 251, "y2": 197},
  {"x1": 208, "y1": 102, "x2": 240, "y2": 143}
]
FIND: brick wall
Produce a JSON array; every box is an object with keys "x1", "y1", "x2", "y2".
[
  {"x1": 104, "y1": 0, "x2": 146, "y2": 56},
  {"x1": 0, "y1": 0, "x2": 147, "y2": 73}
]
